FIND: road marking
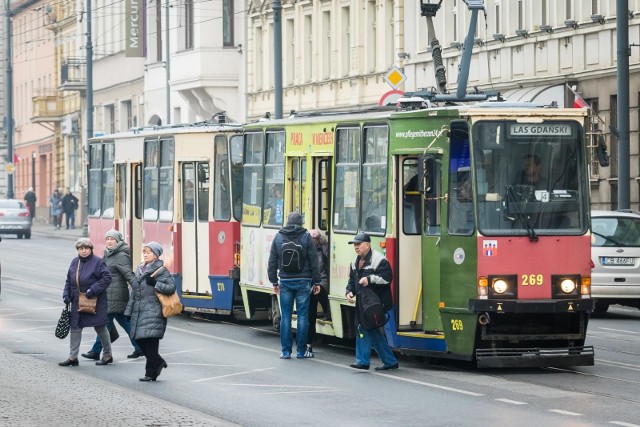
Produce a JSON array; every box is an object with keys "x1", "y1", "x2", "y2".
[
  {"x1": 549, "y1": 409, "x2": 582, "y2": 416},
  {"x1": 263, "y1": 389, "x2": 338, "y2": 395},
  {"x1": 596, "y1": 359, "x2": 640, "y2": 371},
  {"x1": 598, "y1": 327, "x2": 639, "y2": 335},
  {"x1": 193, "y1": 367, "x2": 276, "y2": 383},
  {"x1": 220, "y1": 383, "x2": 334, "y2": 389},
  {"x1": 171, "y1": 325, "x2": 484, "y2": 396},
  {"x1": 496, "y1": 398, "x2": 527, "y2": 405},
  {"x1": 610, "y1": 422, "x2": 640, "y2": 427}
]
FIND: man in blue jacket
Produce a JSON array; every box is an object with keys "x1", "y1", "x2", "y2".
[{"x1": 268, "y1": 211, "x2": 321, "y2": 359}]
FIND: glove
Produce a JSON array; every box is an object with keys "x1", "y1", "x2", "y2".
[
  {"x1": 63, "y1": 297, "x2": 70, "y2": 304},
  {"x1": 146, "y1": 276, "x2": 157, "y2": 287},
  {"x1": 85, "y1": 289, "x2": 94, "y2": 299}
]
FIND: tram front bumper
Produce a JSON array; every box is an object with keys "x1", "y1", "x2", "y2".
[
  {"x1": 469, "y1": 298, "x2": 593, "y2": 313},
  {"x1": 476, "y1": 346, "x2": 595, "y2": 368}
]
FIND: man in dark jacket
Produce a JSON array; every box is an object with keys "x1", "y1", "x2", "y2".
[
  {"x1": 268, "y1": 211, "x2": 321, "y2": 359},
  {"x1": 345, "y1": 232, "x2": 398, "y2": 371},
  {"x1": 24, "y1": 187, "x2": 36, "y2": 223},
  {"x1": 62, "y1": 187, "x2": 79, "y2": 229}
]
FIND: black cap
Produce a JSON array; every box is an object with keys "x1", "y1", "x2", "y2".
[{"x1": 348, "y1": 232, "x2": 371, "y2": 244}]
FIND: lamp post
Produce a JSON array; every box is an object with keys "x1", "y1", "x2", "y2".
[{"x1": 31, "y1": 151, "x2": 35, "y2": 192}]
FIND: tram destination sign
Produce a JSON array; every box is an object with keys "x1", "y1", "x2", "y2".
[{"x1": 509, "y1": 123, "x2": 572, "y2": 137}]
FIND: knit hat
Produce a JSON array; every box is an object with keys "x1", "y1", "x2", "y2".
[
  {"x1": 287, "y1": 211, "x2": 303, "y2": 226},
  {"x1": 75, "y1": 238, "x2": 94, "y2": 249},
  {"x1": 144, "y1": 241, "x2": 163, "y2": 257},
  {"x1": 105, "y1": 229, "x2": 123, "y2": 243}
]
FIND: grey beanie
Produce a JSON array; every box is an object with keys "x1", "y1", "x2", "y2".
[
  {"x1": 144, "y1": 241, "x2": 163, "y2": 258},
  {"x1": 287, "y1": 211, "x2": 303, "y2": 226},
  {"x1": 75, "y1": 238, "x2": 94, "y2": 249},
  {"x1": 105, "y1": 229, "x2": 123, "y2": 243}
]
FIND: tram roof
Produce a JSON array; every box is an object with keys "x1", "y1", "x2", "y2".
[{"x1": 89, "y1": 121, "x2": 243, "y2": 142}]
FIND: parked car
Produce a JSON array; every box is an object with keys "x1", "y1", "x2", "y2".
[
  {"x1": 591, "y1": 210, "x2": 640, "y2": 313},
  {"x1": 0, "y1": 199, "x2": 32, "y2": 239}
]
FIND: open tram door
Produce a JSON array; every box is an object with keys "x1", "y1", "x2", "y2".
[
  {"x1": 179, "y1": 161, "x2": 210, "y2": 298},
  {"x1": 116, "y1": 162, "x2": 143, "y2": 266}
]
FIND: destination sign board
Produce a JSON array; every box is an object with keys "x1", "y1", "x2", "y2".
[{"x1": 509, "y1": 124, "x2": 573, "y2": 137}]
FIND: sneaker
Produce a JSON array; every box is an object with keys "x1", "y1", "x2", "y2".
[
  {"x1": 297, "y1": 349, "x2": 314, "y2": 359},
  {"x1": 279, "y1": 353, "x2": 291, "y2": 359}
]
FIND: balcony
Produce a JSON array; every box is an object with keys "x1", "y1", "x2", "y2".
[
  {"x1": 31, "y1": 90, "x2": 63, "y2": 123},
  {"x1": 59, "y1": 58, "x2": 86, "y2": 92}
]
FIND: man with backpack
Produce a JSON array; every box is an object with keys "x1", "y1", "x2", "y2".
[
  {"x1": 268, "y1": 211, "x2": 321, "y2": 360},
  {"x1": 345, "y1": 232, "x2": 399, "y2": 371}
]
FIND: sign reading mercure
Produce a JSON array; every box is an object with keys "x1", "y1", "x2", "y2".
[{"x1": 126, "y1": 0, "x2": 143, "y2": 57}]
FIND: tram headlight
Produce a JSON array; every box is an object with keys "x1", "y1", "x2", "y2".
[
  {"x1": 560, "y1": 279, "x2": 577, "y2": 294},
  {"x1": 492, "y1": 279, "x2": 509, "y2": 294}
]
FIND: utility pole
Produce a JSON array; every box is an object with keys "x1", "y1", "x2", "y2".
[
  {"x1": 83, "y1": 0, "x2": 93, "y2": 236},
  {"x1": 273, "y1": 0, "x2": 282, "y2": 119},
  {"x1": 165, "y1": 0, "x2": 170, "y2": 124},
  {"x1": 617, "y1": 0, "x2": 630, "y2": 209},
  {"x1": 5, "y1": 0, "x2": 13, "y2": 199}
]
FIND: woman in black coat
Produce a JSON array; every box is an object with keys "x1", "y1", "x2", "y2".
[
  {"x1": 59, "y1": 238, "x2": 113, "y2": 366},
  {"x1": 125, "y1": 241, "x2": 176, "y2": 381}
]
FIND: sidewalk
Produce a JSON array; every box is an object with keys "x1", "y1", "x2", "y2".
[
  {"x1": 30, "y1": 222, "x2": 86, "y2": 241},
  {"x1": 0, "y1": 346, "x2": 237, "y2": 426}
]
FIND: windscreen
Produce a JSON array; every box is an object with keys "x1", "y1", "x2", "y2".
[{"x1": 473, "y1": 120, "x2": 588, "y2": 236}]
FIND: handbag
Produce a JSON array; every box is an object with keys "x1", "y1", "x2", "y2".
[
  {"x1": 151, "y1": 267, "x2": 183, "y2": 318},
  {"x1": 76, "y1": 263, "x2": 97, "y2": 314},
  {"x1": 55, "y1": 305, "x2": 70, "y2": 339},
  {"x1": 108, "y1": 322, "x2": 120, "y2": 343}
]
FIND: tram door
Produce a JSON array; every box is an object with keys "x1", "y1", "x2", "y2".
[
  {"x1": 397, "y1": 156, "x2": 424, "y2": 330},
  {"x1": 180, "y1": 162, "x2": 210, "y2": 294},
  {"x1": 118, "y1": 162, "x2": 143, "y2": 266}
]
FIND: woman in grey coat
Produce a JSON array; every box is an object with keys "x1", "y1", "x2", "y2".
[
  {"x1": 82, "y1": 230, "x2": 143, "y2": 361},
  {"x1": 125, "y1": 241, "x2": 176, "y2": 381}
]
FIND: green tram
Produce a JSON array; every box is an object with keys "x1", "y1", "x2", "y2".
[{"x1": 239, "y1": 103, "x2": 595, "y2": 368}]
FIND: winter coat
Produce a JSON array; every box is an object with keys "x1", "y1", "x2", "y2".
[
  {"x1": 104, "y1": 242, "x2": 136, "y2": 314},
  {"x1": 61, "y1": 193, "x2": 79, "y2": 213},
  {"x1": 267, "y1": 224, "x2": 321, "y2": 285},
  {"x1": 49, "y1": 193, "x2": 63, "y2": 216},
  {"x1": 345, "y1": 248, "x2": 393, "y2": 314},
  {"x1": 313, "y1": 237, "x2": 330, "y2": 291},
  {"x1": 125, "y1": 259, "x2": 176, "y2": 340},
  {"x1": 62, "y1": 252, "x2": 112, "y2": 329}
]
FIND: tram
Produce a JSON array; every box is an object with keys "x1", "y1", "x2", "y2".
[{"x1": 88, "y1": 120, "x2": 268, "y2": 316}]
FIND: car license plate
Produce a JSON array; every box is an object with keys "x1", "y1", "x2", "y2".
[{"x1": 602, "y1": 257, "x2": 635, "y2": 266}]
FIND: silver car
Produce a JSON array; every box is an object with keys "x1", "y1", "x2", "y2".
[
  {"x1": 591, "y1": 210, "x2": 640, "y2": 313},
  {"x1": 0, "y1": 199, "x2": 32, "y2": 239}
]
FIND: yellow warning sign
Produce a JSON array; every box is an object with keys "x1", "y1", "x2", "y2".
[
  {"x1": 384, "y1": 66, "x2": 407, "y2": 89},
  {"x1": 6, "y1": 163, "x2": 14, "y2": 174}
]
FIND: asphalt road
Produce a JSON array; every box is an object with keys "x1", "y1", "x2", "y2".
[{"x1": 1, "y1": 234, "x2": 640, "y2": 426}]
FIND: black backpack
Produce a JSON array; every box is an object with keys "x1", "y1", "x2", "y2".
[
  {"x1": 357, "y1": 286, "x2": 389, "y2": 331},
  {"x1": 280, "y1": 233, "x2": 306, "y2": 273}
]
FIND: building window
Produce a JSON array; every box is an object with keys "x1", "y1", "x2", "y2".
[
  {"x1": 156, "y1": 0, "x2": 162, "y2": 62},
  {"x1": 566, "y1": 0, "x2": 572, "y2": 19},
  {"x1": 223, "y1": 0, "x2": 233, "y2": 47},
  {"x1": 304, "y1": 14, "x2": 312, "y2": 82},
  {"x1": 105, "y1": 104, "x2": 115, "y2": 134},
  {"x1": 341, "y1": 6, "x2": 350, "y2": 77},
  {"x1": 121, "y1": 100, "x2": 132, "y2": 131}
]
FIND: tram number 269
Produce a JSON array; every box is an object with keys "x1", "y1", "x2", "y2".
[
  {"x1": 521, "y1": 274, "x2": 543, "y2": 286},
  {"x1": 451, "y1": 319, "x2": 464, "y2": 331}
]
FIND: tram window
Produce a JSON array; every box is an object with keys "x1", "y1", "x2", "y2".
[
  {"x1": 316, "y1": 159, "x2": 330, "y2": 231},
  {"x1": 291, "y1": 158, "x2": 301, "y2": 213},
  {"x1": 263, "y1": 131, "x2": 285, "y2": 227},
  {"x1": 116, "y1": 164, "x2": 126, "y2": 219},
  {"x1": 88, "y1": 144, "x2": 103, "y2": 217},
  {"x1": 420, "y1": 156, "x2": 442, "y2": 235},
  {"x1": 101, "y1": 143, "x2": 115, "y2": 219},
  {"x1": 134, "y1": 164, "x2": 142, "y2": 220},
  {"x1": 334, "y1": 128, "x2": 360, "y2": 232},
  {"x1": 158, "y1": 138, "x2": 174, "y2": 221},
  {"x1": 448, "y1": 124, "x2": 474, "y2": 235},
  {"x1": 402, "y1": 159, "x2": 421, "y2": 235},
  {"x1": 182, "y1": 163, "x2": 195, "y2": 222},
  {"x1": 197, "y1": 163, "x2": 209, "y2": 222},
  {"x1": 361, "y1": 126, "x2": 388, "y2": 234},
  {"x1": 242, "y1": 132, "x2": 265, "y2": 226},
  {"x1": 230, "y1": 135, "x2": 243, "y2": 222},
  {"x1": 214, "y1": 135, "x2": 231, "y2": 221},
  {"x1": 143, "y1": 138, "x2": 159, "y2": 221}
]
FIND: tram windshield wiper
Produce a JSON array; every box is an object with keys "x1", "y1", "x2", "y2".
[{"x1": 505, "y1": 185, "x2": 539, "y2": 242}]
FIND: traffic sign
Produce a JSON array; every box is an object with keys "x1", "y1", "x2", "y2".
[
  {"x1": 384, "y1": 66, "x2": 406, "y2": 89},
  {"x1": 7, "y1": 163, "x2": 14, "y2": 174}
]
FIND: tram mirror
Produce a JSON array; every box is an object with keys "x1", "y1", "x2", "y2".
[{"x1": 597, "y1": 134, "x2": 610, "y2": 167}]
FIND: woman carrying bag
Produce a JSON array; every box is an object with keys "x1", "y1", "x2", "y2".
[
  {"x1": 125, "y1": 241, "x2": 176, "y2": 382},
  {"x1": 59, "y1": 238, "x2": 113, "y2": 367}
]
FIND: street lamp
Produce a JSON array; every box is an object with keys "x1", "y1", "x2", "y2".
[{"x1": 31, "y1": 151, "x2": 36, "y2": 192}]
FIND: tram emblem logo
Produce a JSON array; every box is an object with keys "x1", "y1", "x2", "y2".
[{"x1": 482, "y1": 240, "x2": 498, "y2": 257}]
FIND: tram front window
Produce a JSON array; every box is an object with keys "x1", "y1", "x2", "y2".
[{"x1": 473, "y1": 120, "x2": 588, "y2": 236}]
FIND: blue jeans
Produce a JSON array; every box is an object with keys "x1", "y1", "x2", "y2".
[
  {"x1": 355, "y1": 325, "x2": 398, "y2": 367},
  {"x1": 91, "y1": 313, "x2": 140, "y2": 354},
  {"x1": 279, "y1": 279, "x2": 312, "y2": 357}
]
